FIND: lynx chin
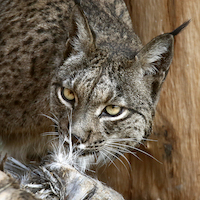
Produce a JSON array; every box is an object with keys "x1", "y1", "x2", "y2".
[{"x1": 0, "y1": 0, "x2": 189, "y2": 170}]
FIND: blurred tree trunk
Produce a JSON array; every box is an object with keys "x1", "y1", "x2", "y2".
[{"x1": 97, "y1": 1, "x2": 200, "y2": 199}]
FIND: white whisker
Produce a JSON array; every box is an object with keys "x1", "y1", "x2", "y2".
[
  {"x1": 109, "y1": 142, "x2": 161, "y2": 164},
  {"x1": 104, "y1": 146, "x2": 131, "y2": 173},
  {"x1": 108, "y1": 137, "x2": 158, "y2": 143},
  {"x1": 105, "y1": 143, "x2": 142, "y2": 161},
  {"x1": 105, "y1": 146, "x2": 131, "y2": 169},
  {"x1": 42, "y1": 132, "x2": 59, "y2": 136},
  {"x1": 98, "y1": 151, "x2": 109, "y2": 168},
  {"x1": 67, "y1": 109, "x2": 73, "y2": 159},
  {"x1": 132, "y1": 146, "x2": 162, "y2": 164},
  {"x1": 50, "y1": 124, "x2": 59, "y2": 128},
  {"x1": 108, "y1": 137, "x2": 146, "y2": 149},
  {"x1": 47, "y1": 136, "x2": 59, "y2": 144},
  {"x1": 142, "y1": 138, "x2": 158, "y2": 142},
  {"x1": 108, "y1": 138, "x2": 138, "y2": 142},
  {"x1": 40, "y1": 114, "x2": 59, "y2": 125},
  {"x1": 50, "y1": 112, "x2": 59, "y2": 121},
  {"x1": 99, "y1": 150, "x2": 119, "y2": 171},
  {"x1": 102, "y1": 148, "x2": 128, "y2": 172}
]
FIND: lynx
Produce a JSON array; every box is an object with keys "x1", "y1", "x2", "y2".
[{"x1": 0, "y1": 0, "x2": 189, "y2": 170}]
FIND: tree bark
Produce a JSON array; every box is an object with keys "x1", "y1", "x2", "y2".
[{"x1": 98, "y1": 1, "x2": 200, "y2": 199}]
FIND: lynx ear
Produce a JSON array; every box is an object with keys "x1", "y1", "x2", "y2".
[
  {"x1": 65, "y1": 5, "x2": 95, "y2": 56},
  {"x1": 135, "y1": 33, "x2": 174, "y2": 78},
  {"x1": 135, "y1": 21, "x2": 190, "y2": 103},
  {"x1": 135, "y1": 20, "x2": 190, "y2": 78},
  {"x1": 135, "y1": 34, "x2": 174, "y2": 104}
]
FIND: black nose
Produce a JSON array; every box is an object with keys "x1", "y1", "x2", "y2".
[{"x1": 70, "y1": 133, "x2": 82, "y2": 145}]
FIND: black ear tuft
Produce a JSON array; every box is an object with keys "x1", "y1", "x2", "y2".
[
  {"x1": 74, "y1": 0, "x2": 81, "y2": 5},
  {"x1": 170, "y1": 20, "x2": 191, "y2": 36}
]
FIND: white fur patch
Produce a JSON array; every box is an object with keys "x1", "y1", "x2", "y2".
[
  {"x1": 143, "y1": 45, "x2": 168, "y2": 75},
  {"x1": 146, "y1": 46, "x2": 167, "y2": 64},
  {"x1": 95, "y1": 105, "x2": 107, "y2": 116},
  {"x1": 63, "y1": 51, "x2": 84, "y2": 67}
]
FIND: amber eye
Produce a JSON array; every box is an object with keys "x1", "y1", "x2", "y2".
[
  {"x1": 105, "y1": 105, "x2": 122, "y2": 116},
  {"x1": 61, "y1": 88, "x2": 75, "y2": 101}
]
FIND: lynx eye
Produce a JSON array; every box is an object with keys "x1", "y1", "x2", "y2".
[
  {"x1": 105, "y1": 105, "x2": 122, "y2": 116},
  {"x1": 61, "y1": 87, "x2": 75, "y2": 101}
]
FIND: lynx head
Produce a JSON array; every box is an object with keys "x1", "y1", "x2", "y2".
[{"x1": 50, "y1": 5, "x2": 189, "y2": 170}]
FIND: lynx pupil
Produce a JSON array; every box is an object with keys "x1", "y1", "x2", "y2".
[{"x1": 63, "y1": 88, "x2": 75, "y2": 101}]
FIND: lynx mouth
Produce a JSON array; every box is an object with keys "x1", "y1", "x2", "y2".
[
  {"x1": 78, "y1": 150, "x2": 97, "y2": 156},
  {"x1": 75, "y1": 145, "x2": 100, "y2": 157},
  {"x1": 62, "y1": 140, "x2": 99, "y2": 157}
]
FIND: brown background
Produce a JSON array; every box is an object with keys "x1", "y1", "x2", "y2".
[{"x1": 97, "y1": 1, "x2": 200, "y2": 199}]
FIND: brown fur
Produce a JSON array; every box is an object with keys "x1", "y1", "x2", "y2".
[
  {"x1": 0, "y1": 0, "x2": 75, "y2": 160},
  {"x1": 0, "y1": 0, "x2": 176, "y2": 164},
  {"x1": 98, "y1": 1, "x2": 195, "y2": 199}
]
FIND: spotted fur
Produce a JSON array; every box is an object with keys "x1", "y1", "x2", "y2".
[{"x1": 0, "y1": 0, "x2": 188, "y2": 168}]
